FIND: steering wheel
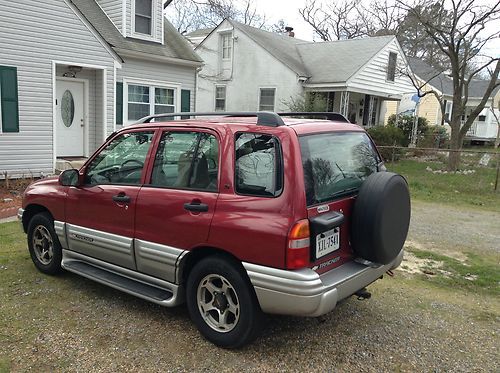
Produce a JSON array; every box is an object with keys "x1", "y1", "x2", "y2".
[{"x1": 120, "y1": 159, "x2": 144, "y2": 170}]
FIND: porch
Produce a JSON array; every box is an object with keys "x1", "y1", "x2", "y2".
[{"x1": 304, "y1": 90, "x2": 399, "y2": 127}]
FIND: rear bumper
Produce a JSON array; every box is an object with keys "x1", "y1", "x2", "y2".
[{"x1": 243, "y1": 249, "x2": 404, "y2": 317}]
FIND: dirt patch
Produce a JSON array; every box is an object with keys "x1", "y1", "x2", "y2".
[
  {"x1": 399, "y1": 250, "x2": 444, "y2": 275},
  {"x1": 0, "y1": 178, "x2": 32, "y2": 219}
]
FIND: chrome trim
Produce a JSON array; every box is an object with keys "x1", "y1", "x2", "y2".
[
  {"x1": 244, "y1": 249, "x2": 404, "y2": 317},
  {"x1": 61, "y1": 249, "x2": 183, "y2": 307},
  {"x1": 135, "y1": 239, "x2": 186, "y2": 283},
  {"x1": 54, "y1": 221, "x2": 68, "y2": 249},
  {"x1": 17, "y1": 208, "x2": 24, "y2": 221}
]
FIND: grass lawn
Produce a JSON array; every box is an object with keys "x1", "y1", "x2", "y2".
[{"x1": 388, "y1": 159, "x2": 500, "y2": 212}]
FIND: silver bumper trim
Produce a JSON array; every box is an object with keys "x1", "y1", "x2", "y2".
[
  {"x1": 17, "y1": 208, "x2": 24, "y2": 221},
  {"x1": 244, "y1": 249, "x2": 404, "y2": 317}
]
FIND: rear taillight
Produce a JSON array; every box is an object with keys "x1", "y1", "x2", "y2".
[{"x1": 287, "y1": 219, "x2": 310, "y2": 269}]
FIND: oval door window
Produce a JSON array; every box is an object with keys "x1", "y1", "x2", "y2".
[{"x1": 61, "y1": 90, "x2": 75, "y2": 127}]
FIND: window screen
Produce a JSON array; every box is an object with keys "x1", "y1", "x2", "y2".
[{"x1": 259, "y1": 88, "x2": 276, "y2": 111}]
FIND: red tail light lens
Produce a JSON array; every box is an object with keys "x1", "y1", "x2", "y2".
[{"x1": 287, "y1": 219, "x2": 310, "y2": 269}]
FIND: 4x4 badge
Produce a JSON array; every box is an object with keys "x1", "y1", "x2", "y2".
[{"x1": 317, "y1": 205, "x2": 330, "y2": 213}]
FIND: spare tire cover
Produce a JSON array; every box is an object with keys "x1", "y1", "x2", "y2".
[{"x1": 350, "y1": 172, "x2": 410, "y2": 264}]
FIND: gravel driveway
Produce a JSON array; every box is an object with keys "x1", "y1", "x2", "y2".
[{"x1": 1, "y1": 200, "x2": 499, "y2": 372}]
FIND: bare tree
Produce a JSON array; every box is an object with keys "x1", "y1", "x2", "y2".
[
  {"x1": 397, "y1": 0, "x2": 500, "y2": 170},
  {"x1": 164, "y1": 0, "x2": 267, "y2": 33}
]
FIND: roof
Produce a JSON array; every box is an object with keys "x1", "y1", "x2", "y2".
[
  {"x1": 186, "y1": 27, "x2": 215, "y2": 38},
  {"x1": 408, "y1": 57, "x2": 499, "y2": 98},
  {"x1": 296, "y1": 36, "x2": 395, "y2": 84},
  {"x1": 71, "y1": 0, "x2": 202, "y2": 63},
  {"x1": 198, "y1": 20, "x2": 396, "y2": 82}
]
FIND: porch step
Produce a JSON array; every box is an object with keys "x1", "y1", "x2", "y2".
[{"x1": 55, "y1": 158, "x2": 87, "y2": 174}]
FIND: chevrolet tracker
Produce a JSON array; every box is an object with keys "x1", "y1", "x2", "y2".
[{"x1": 19, "y1": 111, "x2": 411, "y2": 348}]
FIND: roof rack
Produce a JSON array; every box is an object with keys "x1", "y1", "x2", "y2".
[
  {"x1": 137, "y1": 111, "x2": 349, "y2": 126},
  {"x1": 138, "y1": 112, "x2": 286, "y2": 127},
  {"x1": 277, "y1": 112, "x2": 349, "y2": 123}
]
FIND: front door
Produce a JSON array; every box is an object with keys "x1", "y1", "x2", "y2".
[
  {"x1": 65, "y1": 130, "x2": 155, "y2": 269},
  {"x1": 56, "y1": 79, "x2": 85, "y2": 156},
  {"x1": 134, "y1": 130, "x2": 220, "y2": 282}
]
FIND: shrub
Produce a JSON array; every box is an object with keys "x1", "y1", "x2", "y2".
[
  {"x1": 284, "y1": 92, "x2": 327, "y2": 112},
  {"x1": 419, "y1": 126, "x2": 450, "y2": 148},
  {"x1": 367, "y1": 125, "x2": 405, "y2": 161},
  {"x1": 387, "y1": 114, "x2": 429, "y2": 146}
]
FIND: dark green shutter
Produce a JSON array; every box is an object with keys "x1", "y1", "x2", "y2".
[
  {"x1": 116, "y1": 82, "x2": 123, "y2": 125},
  {"x1": 0, "y1": 66, "x2": 19, "y2": 133},
  {"x1": 181, "y1": 89, "x2": 191, "y2": 119}
]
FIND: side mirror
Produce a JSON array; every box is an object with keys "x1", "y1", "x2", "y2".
[{"x1": 58, "y1": 169, "x2": 80, "y2": 187}]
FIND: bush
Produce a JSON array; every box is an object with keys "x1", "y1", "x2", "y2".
[
  {"x1": 284, "y1": 92, "x2": 327, "y2": 112},
  {"x1": 367, "y1": 125, "x2": 405, "y2": 161},
  {"x1": 387, "y1": 114, "x2": 429, "y2": 146},
  {"x1": 419, "y1": 126, "x2": 450, "y2": 148}
]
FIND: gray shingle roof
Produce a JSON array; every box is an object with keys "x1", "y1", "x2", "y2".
[
  {"x1": 71, "y1": 0, "x2": 202, "y2": 63},
  {"x1": 224, "y1": 21, "x2": 395, "y2": 83},
  {"x1": 408, "y1": 57, "x2": 499, "y2": 98},
  {"x1": 297, "y1": 36, "x2": 395, "y2": 84}
]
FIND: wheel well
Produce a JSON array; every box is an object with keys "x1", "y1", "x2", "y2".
[
  {"x1": 179, "y1": 247, "x2": 246, "y2": 285},
  {"x1": 22, "y1": 204, "x2": 52, "y2": 233}
]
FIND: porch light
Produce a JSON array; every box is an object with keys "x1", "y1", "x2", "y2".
[{"x1": 63, "y1": 65, "x2": 83, "y2": 78}]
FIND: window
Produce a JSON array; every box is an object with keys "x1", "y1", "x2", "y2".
[
  {"x1": 151, "y1": 132, "x2": 219, "y2": 191},
  {"x1": 478, "y1": 115, "x2": 486, "y2": 122},
  {"x1": 135, "y1": 0, "x2": 152, "y2": 35},
  {"x1": 299, "y1": 132, "x2": 379, "y2": 206},
  {"x1": 221, "y1": 33, "x2": 232, "y2": 59},
  {"x1": 0, "y1": 65, "x2": 19, "y2": 133},
  {"x1": 86, "y1": 131, "x2": 154, "y2": 185},
  {"x1": 259, "y1": 88, "x2": 276, "y2": 111},
  {"x1": 215, "y1": 86, "x2": 226, "y2": 111},
  {"x1": 387, "y1": 52, "x2": 397, "y2": 82},
  {"x1": 235, "y1": 133, "x2": 282, "y2": 197},
  {"x1": 127, "y1": 84, "x2": 176, "y2": 122}
]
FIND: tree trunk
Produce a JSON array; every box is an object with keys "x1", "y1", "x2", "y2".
[{"x1": 447, "y1": 119, "x2": 463, "y2": 171}]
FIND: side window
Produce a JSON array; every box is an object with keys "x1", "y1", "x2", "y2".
[
  {"x1": 235, "y1": 133, "x2": 282, "y2": 197},
  {"x1": 86, "y1": 131, "x2": 154, "y2": 185},
  {"x1": 151, "y1": 131, "x2": 219, "y2": 192}
]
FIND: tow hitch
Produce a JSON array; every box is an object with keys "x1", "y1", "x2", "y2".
[{"x1": 355, "y1": 288, "x2": 371, "y2": 300}]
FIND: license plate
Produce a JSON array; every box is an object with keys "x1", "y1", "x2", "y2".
[{"x1": 316, "y1": 228, "x2": 340, "y2": 258}]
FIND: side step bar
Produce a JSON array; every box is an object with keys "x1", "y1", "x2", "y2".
[{"x1": 61, "y1": 250, "x2": 183, "y2": 307}]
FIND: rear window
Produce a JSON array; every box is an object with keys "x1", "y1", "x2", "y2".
[{"x1": 299, "y1": 132, "x2": 380, "y2": 206}]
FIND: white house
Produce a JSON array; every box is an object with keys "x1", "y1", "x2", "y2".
[
  {"x1": 0, "y1": 0, "x2": 202, "y2": 178},
  {"x1": 191, "y1": 19, "x2": 416, "y2": 127},
  {"x1": 407, "y1": 57, "x2": 500, "y2": 143}
]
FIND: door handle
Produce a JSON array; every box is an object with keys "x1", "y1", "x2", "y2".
[
  {"x1": 184, "y1": 202, "x2": 209, "y2": 212},
  {"x1": 112, "y1": 194, "x2": 131, "y2": 203}
]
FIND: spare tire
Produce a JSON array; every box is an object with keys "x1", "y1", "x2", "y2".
[{"x1": 350, "y1": 172, "x2": 410, "y2": 265}]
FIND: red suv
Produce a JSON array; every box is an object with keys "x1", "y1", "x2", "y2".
[{"x1": 19, "y1": 112, "x2": 410, "y2": 348}]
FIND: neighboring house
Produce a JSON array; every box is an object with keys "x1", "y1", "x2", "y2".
[
  {"x1": 405, "y1": 58, "x2": 500, "y2": 142},
  {"x1": 0, "y1": 0, "x2": 202, "y2": 178},
  {"x1": 190, "y1": 19, "x2": 415, "y2": 127}
]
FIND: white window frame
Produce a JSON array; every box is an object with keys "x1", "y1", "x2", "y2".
[
  {"x1": 131, "y1": 0, "x2": 156, "y2": 40},
  {"x1": 221, "y1": 33, "x2": 232, "y2": 60},
  {"x1": 258, "y1": 88, "x2": 276, "y2": 112},
  {"x1": 123, "y1": 78, "x2": 181, "y2": 124},
  {"x1": 215, "y1": 85, "x2": 226, "y2": 111}
]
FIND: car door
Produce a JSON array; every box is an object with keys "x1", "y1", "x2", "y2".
[
  {"x1": 134, "y1": 129, "x2": 220, "y2": 282},
  {"x1": 65, "y1": 130, "x2": 156, "y2": 270}
]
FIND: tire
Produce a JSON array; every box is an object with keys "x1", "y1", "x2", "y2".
[
  {"x1": 27, "y1": 212, "x2": 63, "y2": 275},
  {"x1": 351, "y1": 172, "x2": 411, "y2": 265},
  {"x1": 186, "y1": 255, "x2": 262, "y2": 348}
]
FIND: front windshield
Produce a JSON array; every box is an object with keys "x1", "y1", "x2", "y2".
[{"x1": 299, "y1": 131, "x2": 380, "y2": 206}]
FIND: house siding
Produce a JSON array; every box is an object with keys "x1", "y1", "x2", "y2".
[
  {"x1": 96, "y1": 0, "x2": 123, "y2": 31},
  {"x1": 349, "y1": 39, "x2": 415, "y2": 97},
  {"x1": 117, "y1": 57, "x2": 196, "y2": 124},
  {"x1": 196, "y1": 20, "x2": 304, "y2": 112},
  {"x1": 0, "y1": 0, "x2": 116, "y2": 177}
]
